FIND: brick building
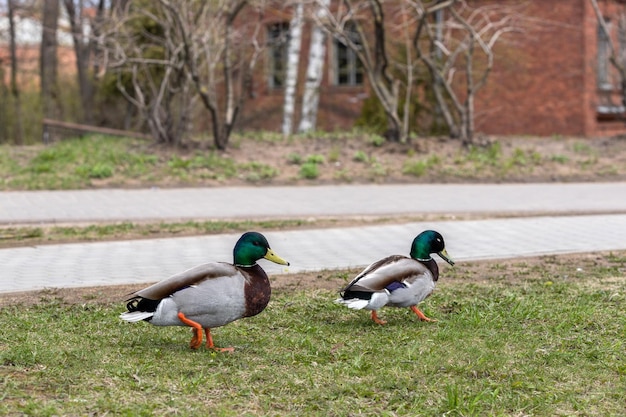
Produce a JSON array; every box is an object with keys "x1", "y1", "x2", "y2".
[
  {"x1": 238, "y1": 0, "x2": 626, "y2": 138},
  {"x1": 476, "y1": 0, "x2": 626, "y2": 137},
  {"x1": 4, "y1": 1, "x2": 626, "y2": 139}
]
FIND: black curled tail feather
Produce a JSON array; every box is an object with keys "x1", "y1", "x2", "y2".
[
  {"x1": 125, "y1": 296, "x2": 161, "y2": 313},
  {"x1": 341, "y1": 290, "x2": 374, "y2": 301}
]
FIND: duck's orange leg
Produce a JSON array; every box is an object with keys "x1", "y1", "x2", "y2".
[
  {"x1": 371, "y1": 310, "x2": 387, "y2": 325},
  {"x1": 176, "y1": 312, "x2": 234, "y2": 352},
  {"x1": 177, "y1": 312, "x2": 203, "y2": 349},
  {"x1": 410, "y1": 305, "x2": 436, "y2": 322}
]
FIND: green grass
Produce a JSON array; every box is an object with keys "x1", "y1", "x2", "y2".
[
  {"x1": 0, "y1": 216, "x2": 470, "y2": 248},
  {"x1": 445, "y1": 142, "x2": 555, "y2": 179},
  {"x1": 353, "y1": 150, "x2": 369, "y2": 163},
  {"x1": 1, "y1": 254, "x2": 624, "y2": 416},
  {"x1": 286, "y1": 152, "x2": 303, "y2": 165},
  {"x1": 1, "y1": 133, "x2": 623, "y2": 189},
  {"x1": 0, "y1": 219, "x2": 315, "y2": 247},
  {"x1": 1, "y1": 135, "x2": 161, "y2": 190},
  {"x1": 0, "y1": 135, "x2": 271, "y2": 190},
  {"x1": 402, "y1": 155, "x2": 441, "y2": 177},
  {"x1": 299, "y1": 163, "x2": 320, "y2": 179},
  {"x1": 305, "y1": 154, "x2": 326, "y2": 165}
]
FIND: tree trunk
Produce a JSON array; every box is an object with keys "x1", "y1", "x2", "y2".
[
  {"x1": 431, "y1": 70, "x2": 459, "y2": 138},
  {"x1": 90, "y1": 1, "x2": 106, "y2": 83},
  {"x1": 41, "y1": 0, "x2": 61, "y2": 125},
  {"x1": 282, "y1": 3, "x2": 303, "y2": 137},
  {"x1": 370, "y1": 0, "x2": 402, "y2": 142},
  {"x1": 298, "y1": 0, "x2": 329, "y2": 133},
  {"x1": 0, "y1": 60, "x2": 7, "y2": 143},
  {"x1": 8, "y1": 0, "x2": 24, "y2": 145},
  {"x1": 63, "y1": 0, "x2": 96, "y2": 124},
  {"x1": 463, "y1": 35, "x2": 475, "y2": 144},
  {"x1": 222, "y1": 2, "x2": 249, "y2": 149}
]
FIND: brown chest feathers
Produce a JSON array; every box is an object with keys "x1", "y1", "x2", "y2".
[
  {"x1": 422, "y1": 258, "x2": 440, "y2": 281},
  {"x1": 240, "y1": 264, "x2": 272, "y2": 318}
]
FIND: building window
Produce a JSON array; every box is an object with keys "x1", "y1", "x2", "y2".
[
  {"x1": 267, "y1": 22, "x2": 289, "y2": 89},
  {"x1": 597, "y1": 19, "x2": 613, "y2": 90},
  {"x1": 333, "y1": 22, "x2": 364, "y2": 86}
]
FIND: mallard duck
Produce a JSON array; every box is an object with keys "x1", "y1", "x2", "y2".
[
  {"x1": 336, "y1": 230, "x2": 454, "y2": 325},
  {"x1": 120, "y1": 231, "x2": 289, "y2": 352}
]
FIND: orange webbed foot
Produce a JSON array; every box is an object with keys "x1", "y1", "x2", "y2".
[
  {"x1": 410, "y1": 306, "x2": 437, "y2": 322},
  {"x1": 204, "y1": 328, "x2": 234, "y2": 353},
  {"x1": 371, "y1": 310, "x2": 387, "y2": 325},
  {"x1": 189, "y1": 328, "x2": 203, "y2": 349}
]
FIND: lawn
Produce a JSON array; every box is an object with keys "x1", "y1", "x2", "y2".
[
  {"x1": 1, "y1": 133, "x2": 625, "y2": 190},
  {"x1": 1, "y1": 134, "x2": 625, "y2": 415},
  {"x1": 1, "y1": 253, "x2": 624, "y2": 416}
]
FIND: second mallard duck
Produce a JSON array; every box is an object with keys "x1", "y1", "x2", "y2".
[{"x1": 336, "y1": 230, "x2": 454, "y2": 325}]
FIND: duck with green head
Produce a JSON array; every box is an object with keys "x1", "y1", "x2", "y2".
[
  {"x1": 120, "y1": 232, "x2": 289, "y2": 352},
  {"x1": 336, "y1": 230, "x2": 454, "y2": 325}
]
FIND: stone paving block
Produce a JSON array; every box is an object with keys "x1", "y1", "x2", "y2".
[{"x1": 1, "y1": 214, "x2": 625, "y2": 293}]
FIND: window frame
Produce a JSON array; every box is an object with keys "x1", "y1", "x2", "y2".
[
  {"x1": 597, "y1": 18, "x2": 613, "y2": 91},
  {"x1": 266, "y1": 22, "x2": 290, "y2": 90},
  {"x1": 332, "y1": 23, "x2": 364, "y2": 87}
]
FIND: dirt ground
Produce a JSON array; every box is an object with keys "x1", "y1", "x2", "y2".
[
  {"x1": 2, "y1": 250, "x2": 624, "y2": 307},
  {"x1": 84, "y1": 134, "x2": 626, "y2": 188},
  {"x1": 192, "y1": 134, "x2": 626, "y2": 186}
]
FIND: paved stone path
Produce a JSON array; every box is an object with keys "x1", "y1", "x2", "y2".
[
  {"x1": 1, "y1": 182, "x2": 625, "y2": 224},
  {"x1": 1, "y1": 183, "x2": 625, "y2": 293}
]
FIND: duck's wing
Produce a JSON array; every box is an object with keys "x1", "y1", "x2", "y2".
[
  {"x1": 134, "y1": 262, "x2": 240, "y2": 301},
  {"x1": 342, "y1": 255, "x2": 430, "y2": 293}
]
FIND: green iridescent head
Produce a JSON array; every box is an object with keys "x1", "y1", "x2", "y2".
[
  {"x1": 233, "y1": 232, "x2": 290, "y2": 267},
  {"x1": 409, "y1": 230, "x2": 454, "y2": 265}
]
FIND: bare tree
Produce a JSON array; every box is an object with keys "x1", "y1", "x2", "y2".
[
  {"x1": 104, "y1": 2, "x2": 192, "y2": 145},
  {"x1": 159, "y1": 0, "x2": 264, "y2": 150},
  {"x1": 103, "y1": 1, "x2": 263, "y2": 149},
  {"x1": 414, "y1": 0, "x2": 519, "y2": 144},
  {"x1": 8, "y1": 0, "x2": 25, "y2": 144},
  {"x1": 313, "y1": 0, "x2": 409, "y2": 142}
]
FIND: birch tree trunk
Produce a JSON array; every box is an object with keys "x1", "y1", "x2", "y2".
[
  {"x1": 282, "y1": 2, "x2": 303, "y2": 136},
  {"x1": 298, "y1": 0, "x2": 329, "y2": 133}
]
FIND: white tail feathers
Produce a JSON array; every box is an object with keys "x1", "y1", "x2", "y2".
[
  {"x1": 335, "y1": 298, "x2": 369, "y2": 310},
  {"x1": 119, "y1": 311, "x2": 154, "y2": 323}
]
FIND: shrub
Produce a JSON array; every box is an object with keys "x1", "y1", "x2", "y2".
[
  {"x1": 327, "y1": 146, "x2": 341, "y2": 163},
  {"x1": 402, "y1": 160, "x2": 428, "y2": 177},
  {"x1": 287, "y1": 153, "x2": 303, "y2": 165},
  {"x1": 299, "y1": 162, "x2": 319, "y2": 179},
  {"x1": 402, "y1": 155, "x2": 440, "y2": 177},
  {"x1": 88, "y1": 163, "x2": 114, "y2": 179},
  {"x1": 306, "y1": 154, "x2": 325, "y2": 164},
  {"x1": 240, "y1": 162, "x2": 279, "y2": 182},
  {"x1": 353, "y1": 150, "x2": 369, "y2": 163}
]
